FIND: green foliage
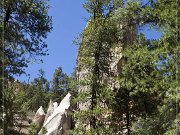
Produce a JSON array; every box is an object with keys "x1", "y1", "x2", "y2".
[
  {"x1": 3, "y1": 81, "x2": 28, "y2": 134},
  {"x1": 28, "y1": 123, "x2": 39, "y2": 135},
  {"x1": 1, "y1": 67, "x2": 72, "y2": 134},
  {"x1": 1, "y1": 0, "x2": 179, "y2": 134},
  {"x1": 0, "y1": 0, "x2": 52, "y2": 76},
  {"x1": 0, "y1": 0, "x2": 52, "y2": 133},
  {"x1": 125, "y1": 0, "x2": 179, "y2": 134},
  {"x1": 73, "y1": 0, "x2": 142, "y2": 134},
  {"x1": 25, "y1": 69, "x2": 51, "y2": 111},
  {"x1": 39, "y1": 126, "x2": 47, "y2": 135},
  {"x1": 73, "y1": 0, "x2": 179, "y2": 134},
  {"x1": 52, "y1": 66, "x2": 69, "y2": 102}
]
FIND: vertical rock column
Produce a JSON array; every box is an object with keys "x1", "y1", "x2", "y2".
[{"x1": 32, "y1": 106, "x2": 45, "y2": 131}]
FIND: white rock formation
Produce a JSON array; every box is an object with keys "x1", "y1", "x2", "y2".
[
  {"x1": 53, "y1": 102, "x2": 58, "y2": 110},
  {"x1": 44, "y1": 100, "x2": 54, "y2": 123},
  {"x1": 39, "y1": 93, "x2": 72, "y2": 135},
  {"x1": 33, "y1": 106, "x2": 45, "y2": 129}
]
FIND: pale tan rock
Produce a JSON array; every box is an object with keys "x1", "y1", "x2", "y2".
[
  {"x1": 53, "y1": 102, "x2": 58, "y2": 110},
  {"x1": 33, "y1": 106, "x2": 45, "y2": 130},
  {"x1": 44, "y1": 100, "x2": 54, "y2": 123},
  {"x1": 39, "y1": 93, "x2": 72, "y2": 135}
]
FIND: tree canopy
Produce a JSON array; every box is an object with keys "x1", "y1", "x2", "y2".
[
  {"x1": 0, "y1": 0, "x2": 52, "y2": 77},
  {"x1": 0, "y1": 0, "x2": 179, "y2": 135}
]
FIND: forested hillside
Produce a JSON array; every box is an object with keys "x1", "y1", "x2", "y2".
[{"x1": 0, "y1": 0, "x2": 179, "y2": 135}]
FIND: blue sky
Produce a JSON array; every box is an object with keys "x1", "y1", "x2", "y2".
[
  {"x1": 17, "y1": 0, "x2": 89, "y2": 82},
  {"x1": 16, "y1": 0, "x2": 161, "y2": 82}
]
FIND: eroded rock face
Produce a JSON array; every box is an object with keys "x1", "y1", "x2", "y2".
[
  {"x1": 44, "y1": 100, "x2": 54, "y2": 123},
  {"x1": 33, "y1": 106, "x2": 45, "y2": 130},
  {"x1": 39, "y1": 93, "x2": 72, "y2": 135},
  {"x1": 53, "y1": 102, "x2": 58, "y2": 110}
]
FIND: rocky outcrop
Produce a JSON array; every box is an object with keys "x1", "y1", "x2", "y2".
[
  {"x1": 76, "y1": 14, "x2": 136, "y2": 132},
  {"x1": 33, "y1": 106, "x2": 45, "y2": 130},
  {"x1": 53, "y1": 102, "x2": 58, "y2": 110},
  {"x1": 36, "y1": 93, "x2": 72, "y2": 135},
  {"x1": 44, "y1": 100, "x2": 54, "y2": 123}
]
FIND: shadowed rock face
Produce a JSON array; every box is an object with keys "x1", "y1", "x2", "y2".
[
  {"x1": 33, "y1": 106, "x2": 45, "y2": 131},
  {"x1": 44, "y1": 100, "x2": 54, "y2": 123},
  {"x1": 36, "y1": 93, "x2": 72, "y2": 135}
]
